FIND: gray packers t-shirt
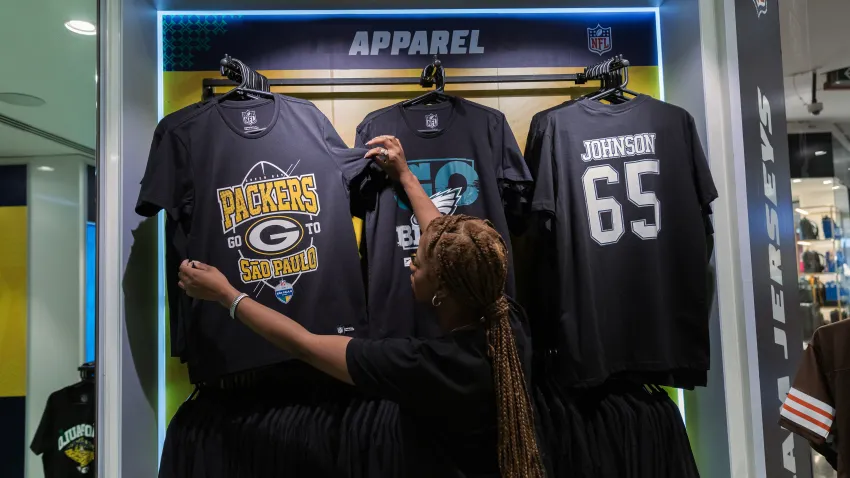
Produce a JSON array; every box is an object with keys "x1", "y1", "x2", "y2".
[
  {"x1": 137, "y1": 94, "x2": 371, "y2": 382},
  {"x1": 355, "y1": 97, "x2": 531, "y2": 339}
]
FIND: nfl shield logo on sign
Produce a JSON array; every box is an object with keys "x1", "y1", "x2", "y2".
[
  {"x1": 753, "y1": 0, "x2": 767, "y2": 16},
  {"x1": 425, "y1": 113, "x2": 439, "y2": 129},
  {"x1": 587, "y1": 24, "x2": 612, "y2": 56},
  {"x1": 242, "y1": 110, "x2": 257, "y2": 126}
]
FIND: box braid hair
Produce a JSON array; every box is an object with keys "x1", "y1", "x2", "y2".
[{"x1": 425, "y1": 214, "x2": 545, "y2": 478}]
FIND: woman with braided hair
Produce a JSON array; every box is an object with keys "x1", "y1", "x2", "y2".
[{"x1": 178, "y1": 135, "x2": 545, "y2": 477}]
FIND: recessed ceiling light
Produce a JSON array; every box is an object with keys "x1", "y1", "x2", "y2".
[
  {"x1": 833, "y1": 185, "x2": 842, "y2": 190},
  {"x1": 815, "y1": 150, "x2": 828, "y2": 156},
  {"x1": 0, "y1": 93, "x2": 46, "y2": 107},
  {"x1": 37, "y1": 166, "x2": 55, "y2": 172},
  {"x1": 824, "y1": 179, "x2": 834, "y2": 185},
  {"x1": 792, "y1": 179, "x2": 803, "y2": 183},
  {"x1": 796, "y1": 208, "x2": 810, "y2": 215},
  {"x1": 65, "y1": 20, "x2": 96, "y2": 36}
]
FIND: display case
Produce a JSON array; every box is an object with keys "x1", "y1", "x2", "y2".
[
  {"x1": 793, "y1": 177, "x2": 850, "y2": 342},
  {"x1": 96, "y1": 1, "x2": 805, "y2": 477}
]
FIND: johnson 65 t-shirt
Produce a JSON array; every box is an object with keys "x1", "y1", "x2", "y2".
[
  {"x1": 355, "y1": 97, "x2": 532, "y2": 339},
  {"x1": 137, "y1": 94, "x2": 371, "y2": 382},
  {"x1": 31, "y1": 382, "x2": 96, "y2": 477},
  {"x1": 528, "y1": 96, "x2": 718, "y2": 388}
]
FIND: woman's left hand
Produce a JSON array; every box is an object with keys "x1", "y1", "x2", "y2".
[{"x1": 178, "y1": 260, "x2": 239, "y2": 307}]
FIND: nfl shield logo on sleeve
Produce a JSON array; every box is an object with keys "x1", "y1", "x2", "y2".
[
  {"x1": 587, "y1": 24, "x2": 612, "y2": 56},
  {"x1": 753, "y1": 0, "x2": 767, "y2": 16}
]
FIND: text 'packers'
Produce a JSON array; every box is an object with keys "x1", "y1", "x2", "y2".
[
  {"x1": 218, "y1": 173, "x2": 319, "y2": 232},
  {"x1": 239, "y1": 245, "x2": 319, "y2": 283}
]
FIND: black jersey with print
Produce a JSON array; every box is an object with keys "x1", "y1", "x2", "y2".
[
  {"x1": 355, "y1": 97, "x2": 532, "y2": 339},
  {"x1": 138, "y1": 99, "x2": 215, "y2": 361},
  {"x1": 137, "y1": 94, "x2": 371, "y2": 382},
  {"x1": 31, "y1": 382, "x2": 96, "y2": 477},
  {"x1": 527, "y1": 96, "x2": 718, "y2": 388}
]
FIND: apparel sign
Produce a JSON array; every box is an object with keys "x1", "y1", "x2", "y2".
[
  {"x1": 161, "y1": 12, "x2": 658, "y2": 71},
  {"x1": 733, "y1": 0, "x2": 812, "y2": 476}
]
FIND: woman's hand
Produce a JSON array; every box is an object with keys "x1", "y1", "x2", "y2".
[
  {"x1": 365, "y1": 135, "x2": 440, "y2": 231},
  {"x1": 178, "y1": 260, "x2": 240, "y2": 308},
  {"x1": 365, "y1": 135, "x2": 412, "y2": 182}
]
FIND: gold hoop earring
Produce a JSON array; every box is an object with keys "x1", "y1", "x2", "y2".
[{"x1": 432, "y1": 294, "x2": 442, "y2": 307}]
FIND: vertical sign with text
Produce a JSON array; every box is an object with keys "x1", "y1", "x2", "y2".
[{"x1": 734, "y1": 0, "x2": 812, "y2": 476}]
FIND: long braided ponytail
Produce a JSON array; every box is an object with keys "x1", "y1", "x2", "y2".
[{"x1": 426, "y1": 214, "x2": 545, "y2": 478}]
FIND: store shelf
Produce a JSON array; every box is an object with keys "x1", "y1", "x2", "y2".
[{"x1": 797, "y1": 239, "x2": 840, "y2": 247}]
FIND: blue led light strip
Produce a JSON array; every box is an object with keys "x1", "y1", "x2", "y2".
[{"x1": 156, "y1": 12, "x2": 166, "y2": 468}]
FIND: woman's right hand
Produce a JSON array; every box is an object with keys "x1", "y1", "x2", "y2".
[
  {"x1": 365, "y1": 135, "x2": 411, "y2": 182},
  {"x1": 178, "y1": 260, "x2": 240, "y2": 308}
]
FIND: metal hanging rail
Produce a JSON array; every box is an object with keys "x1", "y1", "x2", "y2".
[{"x1": 201, "y1": 54, "x2": 629, "y2": 100}]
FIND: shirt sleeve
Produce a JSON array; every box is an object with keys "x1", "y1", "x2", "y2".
[
  {"x1": 524, "y1": 112, "x2": 549, "y2": 162},
  {"x1": 346, "y1": 337, "x2": 477, "y2": 413},
  {"x1": 30, "y1": 395, "x2": 53, "y2": 455},
  {"x1": 779, "y1": 337, "x2": 835, "y2": 444},
  {"x1": 530, "y1": 124, "x2": 558, "y2": 215},
  {"x1": 135, "y1": 129, "x2": 193, "y2": 219},
  {"x1": 686, "y1": 113, "x2": 718, "y2": 209},
  {"x1": 322, "y1": 115, "x2": 371, "y2": 189},
  {"x1": 496, "y1": 115, "x2": 532, "y2": 185}
]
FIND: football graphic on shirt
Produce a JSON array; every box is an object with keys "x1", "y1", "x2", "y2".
[
  {"x1": 216, "y1": 160, "x2": 322, "y2": 301},
  {"x1": 63, "y1": 435, "x2": 94, "y2": 473},
  {"x1": 411, "y1": 187, "x2": 463, "y2": 226}
]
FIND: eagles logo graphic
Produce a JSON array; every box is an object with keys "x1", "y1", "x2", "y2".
[
  {"x1": 753, "y1": 0, "x2": 767, "y2": 16},
  {"x1": 395, "y1": 158, "x2": 478, "y2": 252},
  {"x1": 411, "y1": 188, "x2": 462, "y2": 226}
]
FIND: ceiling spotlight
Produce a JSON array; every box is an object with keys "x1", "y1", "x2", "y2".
[
  {"x1": 65, "y1": 20, "x2": 96, "y2": 36},
  {"x1": 37, "y1": 166, "x2": 55, "y2": 172},
  {"x1": 792, "y1": 179, "x2": 803, "y2": 183},
  {"x1": 824, "y1": 179, "x2": 834, "y2": 185},
  {"x1": 815, "y1": 150, "x2": 828, "y2": 156},
  {"x1": 833, "y1": 186, "x2": 842, "y2": 190},
  {"x1": 796, "y1": 208, "x2": 810, "y2": 216},
  {"x1": 0, "y1": 93, "x2": 45, "y2": 107}
]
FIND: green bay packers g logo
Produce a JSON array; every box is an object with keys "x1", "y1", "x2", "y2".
[{"x1": 245, "y1": 216, "x2": 303, "y2": 255}]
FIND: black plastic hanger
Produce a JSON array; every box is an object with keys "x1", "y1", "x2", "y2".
[
  {"x1": 77, "y1": 362, "x2": 95, "y2": 383},
  {"x1": 402, "y1": 56, "x2": 451, "y2": 108},
  {"x1": 586, "y1": 56, "x2": 640, "y2": 103},
  {"x1": 217, "y1": 55, "x2": 274, "y2": 102},
  {"x1": 70, "y1": 362, "x2": 95, "y2": 405}
]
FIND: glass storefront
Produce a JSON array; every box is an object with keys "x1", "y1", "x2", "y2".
[{"x1": 0, "y1": 2, "x2": 98, "y2": 476}]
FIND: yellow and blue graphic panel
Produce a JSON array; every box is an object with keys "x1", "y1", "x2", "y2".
[{"x1": 0, "y1": 164, "x2": 27, "y2": 477}]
